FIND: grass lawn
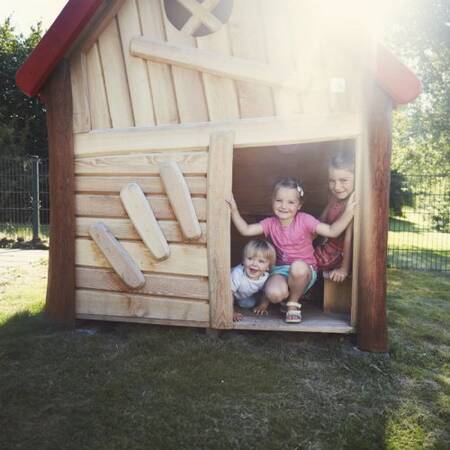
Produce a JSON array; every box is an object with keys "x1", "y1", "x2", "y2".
[{"x1": 0, "y1": 258, "x2": 449, "y2": 450}]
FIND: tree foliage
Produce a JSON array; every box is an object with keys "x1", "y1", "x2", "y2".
[
  {"x1": 0, "y1": 18, "x2": 47, "y2": 158},
  {"x1": 385, "y1": 0, "x2": 450, "y2": 176}
]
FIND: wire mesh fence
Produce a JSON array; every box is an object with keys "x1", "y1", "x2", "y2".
[
  {"x1": 388, "y1": 173, "x2": 449, "y2": 272},
  {"x1": 0, "y1": 156, "x2": 49, "y2": 242},
  {"x1": 0, "y1": 157, "x2": 448, "y2": 271}
]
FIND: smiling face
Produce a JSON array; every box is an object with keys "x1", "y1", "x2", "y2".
[
  {"x1": 328, "y1": 167, "x2": 355, "y2": 201},
  {"x1": 243, "y1": 252, "x2": 271, "y2": 280},
  {"x1": 272, "y1": 186, "x2": 302, "y2": 225}
]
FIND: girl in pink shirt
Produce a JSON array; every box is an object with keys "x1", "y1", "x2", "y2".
[{"x1": 229, "y1": 177, "x2": 355, "y2": 323}]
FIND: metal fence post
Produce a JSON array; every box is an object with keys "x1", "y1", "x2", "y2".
[{"x1": 31, "y1": 156, "x2": 40, "y2": 242}]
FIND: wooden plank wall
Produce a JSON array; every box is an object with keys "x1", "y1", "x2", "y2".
[
  {"x1": 71, "y1": 0, "x2": 363, "y2": 132},
  {"x1": 74, "y1": 148, "x2": 209, "y2": 325}
]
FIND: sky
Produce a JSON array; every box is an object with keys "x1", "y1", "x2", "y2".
[{"x1": 0, "y1": 0, "x2": 67, "y2": 34}]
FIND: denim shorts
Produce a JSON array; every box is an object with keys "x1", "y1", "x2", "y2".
[
  {"x1": 270, "y1": 264, "x2": 317, "y2": 293},
  {"x1": 235, "y1": 295, "x2": 257, "y2": 309}
]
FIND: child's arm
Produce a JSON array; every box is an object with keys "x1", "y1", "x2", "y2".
[
  {"x1": 315, "y1": 193, "x2": 355, "y2": 238},
  {"x1": 329, "y1": 224, "x2": 353, "y2": 282},
  {"x1": 227, "y1": 194, "x2": 264, "y2": 237}
]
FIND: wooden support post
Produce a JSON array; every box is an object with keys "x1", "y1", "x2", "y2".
[
  {"x1": 207, "y1": 131, "x2": 234, "y2": 330},
  {"x1": 356, "y1": 83, "x2": 391, "y2": 352},
  {"x1": 43, "y1": 59, "x2": 75, "y2": 327}
]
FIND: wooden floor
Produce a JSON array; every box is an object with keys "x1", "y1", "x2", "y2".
[{"x1": 233, "y1": 304, "x2": 354, "y2": 334}]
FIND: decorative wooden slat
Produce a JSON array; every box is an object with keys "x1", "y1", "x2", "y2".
[
  {"x1": 138, "y1": 0, "x2": 179, "y2": 125},
  {"x1": 131, "y1": 37, "x2": 303, "y2": 92},
  {"x1": 76, "y1": 267, "x2": 209, "y2": 300},
  {"x1": 76, "y1": 238, "x2": 208, "y2": 276},
  {"x1": 262, "y1": 0, "x2": 300, "y2": 117},
  {"x1": 76, "y1": 289, "x2": 209, "y2": 322},
  {"x1": 177, "y1": 0, "x2": 222, "y2": 34},
  {"x1": 97, "y1": 17, "x2": 134, "y2": 127},
  {"x1": 75, "y1": 175, "x2": 207, "y2": 194},
  {"x1": 74, "y1": 114, "x2": 360, "y2": 157},
  {"x1": 227, "y1": 0, "x2": 274, "y2": 117},
  {"x1": 162, "y1": 2, "x2": 209, "y2": 123},
  {"x1": 117, "y1": 0, "x2": 155, "y2": 126},
  {"x1": 75, "y1": 152, "x2": 208, "y2": 174},
  {"x1": 70, "y1": 52, "x2": 91, "y2": 133},
  {"x1": 207, "y1": 131, "x2": 234, "y2": 329},
  {"x1": 182, "y1": 0, "x2": 221, "y2": 36},
  {"x1": 76, "y1": 217, "x2": 207, "y2": 243},
  {"x1": 120, "y1": 182, "x2": 170, "y2": 260},
  {"x1": 196, "y1": 24, "x2": 240, "y2": 121},
  {"x1": 75, "y1": 194, "x2": 207, "y2": 220},
  {"x1": 85, "y1": 43, "x2": 111, "y2": 129},
  {"x1": 88, "y1": 222, "x2": 145, "y2": 289},
  {"x1": 159, "y1": 161, "x2": 202, "y2": 240}
]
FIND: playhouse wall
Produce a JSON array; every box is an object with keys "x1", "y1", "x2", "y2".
[{"x1": 70, "y1": 0, "x2": 364, "y2": 134}]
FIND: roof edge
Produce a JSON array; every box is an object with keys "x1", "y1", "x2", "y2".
[{"x1": 16, "y1": 0, "x2": 104, "y2": 97}]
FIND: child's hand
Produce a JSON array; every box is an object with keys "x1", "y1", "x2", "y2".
[
  {"x1": 344, "y1": 192, "x2": 356, "y2": 215},
  {"x1": 225, "y1": 193, "x2": 238, "y2": 211},
  {"x1": 329, "y1": 267, "x2": 348, "y2": 283}
]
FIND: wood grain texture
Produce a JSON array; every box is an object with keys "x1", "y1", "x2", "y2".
[
  {"x1": 207, "y1": 131, "x2": 234, "y2": 329},
  {"x1": 159, "y1": 161, "x2": 202, "y2": 240},
  {"x1": 161, "y1": 0, "x2": 209, "y2": 123},
  {"x1": 88, "y1": 222, "x2": 145, "y2": 288},
  {"x1": 74, "y1": 114, "x2": 360, "y2": 157},
  {"x1": 76, "y1": 194, "x2": 206, "y2": 220},
  {"x1": 70, "y1": 52, "x2": 91, "y2": 133},
  {"x1": 76, "y1": 267, "x2": 209, "y2": 299},
  {"x1": 120, "y1": 182, "x2": 170, "y2": 260},
  {"x1": 75, "y1": 152, "x2": 208, "y2": 174},
  {"x1": 44, "y1": 59, "x2": 76, "y2": 326},
  {"x1": 138, "y1": 0, "x2": 179, "y2": 125},
  {"x1": 97, "y1": 17, "x2": 134, "y2": 127},
  {"x1": 117, "y1": 0, "x2": 155, "y2": 126},
  {"x1": 76, "y1": 238, "x2": 208, "y2": 276},
  {"x1": 76, "y1": 289, "x2": 209, "y2": 322},
  {"x1": 85, "y1": 42, "x2": 111, "y2": 129},
  {"x1": 75, "y1": 175, "x2": 207, "y2": 195},
  {"x1": 323, "y1": 277, "x2": 352, "y2": 315},
  {"x1": 356, "y1": 82, "x2": 391, "y2": 352},
  {"x1": 76, "y1": 217, "x2": 207, "y2": 243}
]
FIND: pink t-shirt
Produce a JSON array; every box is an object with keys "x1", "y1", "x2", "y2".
[{"x1": 260, "y1": 212, "x2": 320, "y2": 269}]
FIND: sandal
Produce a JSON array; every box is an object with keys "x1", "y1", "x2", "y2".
[{"x1": 285, "y1": 302, "x2": 302, "y2": 323}]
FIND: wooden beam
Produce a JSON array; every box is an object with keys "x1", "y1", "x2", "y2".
[
  {"x1": 130, "y1": 37, "x2": 302, "y2": 91},
  {"x1": 74, "y1": 114, "x2": 361, "y2": 157},
  {"x1": 356, "y1": 83, "x2": 391, "y2": 352},
  {"x1": 44, "y1": 59, "x2": 76, "y2": 326},
  {"x1": 207, "y1": 131, "x2": 234, "y2": 329}
]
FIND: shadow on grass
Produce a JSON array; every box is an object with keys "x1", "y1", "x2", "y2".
[
  {"x1": 389, "y1": 216, "x2": 421, "y2": 233},
  {"x1": 388, "y1": 249, "x2": 450, "y2": 272},
  {"x1": 1, "y1": 271, "x2": 449, "y2": 449}
]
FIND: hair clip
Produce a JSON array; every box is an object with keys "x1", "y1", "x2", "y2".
[{"x1": 296, "y1": 185, "x2": 304, "y2": 198}]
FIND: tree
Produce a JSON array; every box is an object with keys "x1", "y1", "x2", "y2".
[
  {"x1": 0, "y1": 18, "x2": 47, "y2": 158},
  {"x1": 385, "y1": 0, "x2": 450, "y2": 176}
]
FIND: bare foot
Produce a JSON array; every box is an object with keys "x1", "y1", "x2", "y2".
[
  {"x1": 233, "y1": 311, "x2": 243, "y2": 321},
  {"x1": 253, "y1": 299, "x2": 269, "y2": 316}
]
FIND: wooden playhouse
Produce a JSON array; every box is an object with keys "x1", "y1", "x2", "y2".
[{"x1": 17, "y1": 0, "x2": 420, "y2": 352}]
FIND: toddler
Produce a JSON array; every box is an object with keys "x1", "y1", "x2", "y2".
[
  {"x1": 228, "y1": 177, "x2": 355, "y2": 323},
  {"x1": 231, "y1": 239, "x2": 276, "y2": 321},
  {"x1": 315, "y1": 150, "x2": 355, "y2": 282}
]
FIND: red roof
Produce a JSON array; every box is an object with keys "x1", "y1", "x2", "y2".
[{"x1": 16, "y1": 0, "x2": 421, "y2": 104}]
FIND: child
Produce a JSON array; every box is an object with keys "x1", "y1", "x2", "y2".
[
  {"x1": 228, "y1": 177, "x2": 355, "y2": 323},
  {"x1": 315, "y1": 150, "x2": 355, "y2": 282},
  {"x1": 231, "y1": 239, "x2": 276, "y2": 321}
]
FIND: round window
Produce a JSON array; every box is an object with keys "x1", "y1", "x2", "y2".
[{"x1": 163, "y1": 0, "x2": 234, "y2": 37}]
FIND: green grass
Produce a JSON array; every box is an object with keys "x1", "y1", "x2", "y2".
[{"x1": 0, "y1": 261, "x2": 449, "y2": 449}]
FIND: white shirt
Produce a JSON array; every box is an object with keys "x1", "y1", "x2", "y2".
[{"x1": 230, "y1": 264, "x2": 269, "y2": 300}]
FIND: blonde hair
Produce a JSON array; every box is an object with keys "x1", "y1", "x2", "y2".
[
  {"x1": 272, "y1": 177, "x2": 304, "y2": 203},
  {"x1": 330, "y1": 149, "x2": 354, "y2": 173},
  {"x1": 243, "y1": 239, "x2": 276, "y2": 267}
]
